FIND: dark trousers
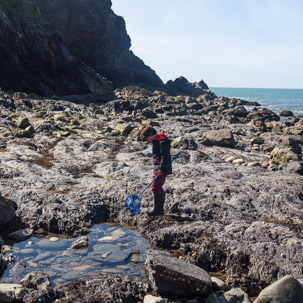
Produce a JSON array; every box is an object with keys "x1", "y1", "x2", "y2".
[{"x1": 151, "y1": 174, "x2": 167, "y2": 194}]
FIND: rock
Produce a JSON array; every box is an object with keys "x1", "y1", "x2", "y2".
[
  {"x1": 284, "y1": 161, "x2": 303, "y2": 175},
  {"x1": 250, "y1": 136, "x2": 264, "y2": 145},
  {"x1": 114, "y1": 124, "x2": 133, "y2": 136},
  {"x1": 203, "y1": 129, "x2": 236, "y2": 148},
  {"x1": 224, "y1": 288, "x2": 251, "y2": 302},
  {"x1": 88, "y1": 244, "x2": 129, "y2": 263},
  {"x1": 16, "y1": 117, "x2": 30, "y2": 129},
  {"x1": 205, "y1": 288, "x2": 251, "y2": 303},
  {"x1": 280, "y1": 110, "x2": 294, "y2": 117},
  {"x1": 0, "y1": 257, "x2": 7, "y2": 277},
  {"x1": 8, "y1": 229, "x2": 33, "y2": 241},
  {"x1": 0, "y1": 196, "x2": 16, "y2": 228},
  {"x1": 21, "y1": 272, "x2": 51, "y2": 291},
  {"x1": 144, "y1": 294, "x2": 165, "y2": 303},
  {"x1": 225, "y1": 156, "x2": 236, "y2": 163},
  {"x1": 71, "y1": 236, "x2": 89, "y2": 249},
  {"x1": 171, "y1": 137, "x2": 198, "y2": 150},
  {"x1": 49, "y1": 237, "x2": 60, "y2": 242},
  {"x1": 233, "y1": 159, "x2": 245, "y2": 165},
  {"x1": 254, "y1": 275, "x2": 303, "y2": 303},
  {"x1": 54, "y1": 113, "x2": 69, "y2": 122},
  {"x1": 165, "y1": 76, "x2": 213, "y2": 98},
  {"x1": 145, "y1": 250, "x2": 212, "y2": 297},
  {"x1": 211, "y1": 277, "x2": 228, "y2": 291},
  {"x1": 128, "y1": 128, "x2": 140, "y2": 141},
  {"x1": 24, "y1": 125, "x2": 35, "y2": 136},
  {"x1": 247, "y1": 162, "x2": 261, "y2": 167},
  {"x1": 0, "y1": 284, "x2": 27, "y2": 303},
  {"x1": 13, "y1": 92, "x2": 28, "y2": 101},
  {"x1": 54, "y1": 274, "x2": 147, "y2": 302}
]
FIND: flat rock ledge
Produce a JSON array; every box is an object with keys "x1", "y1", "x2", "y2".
[{"x1": 146, "y1": 250, "x2": 212, "y2": 297}]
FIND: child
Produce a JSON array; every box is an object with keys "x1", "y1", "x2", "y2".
[{"x1": 140, "y1": 125, "x2": 172, "y2": 216}]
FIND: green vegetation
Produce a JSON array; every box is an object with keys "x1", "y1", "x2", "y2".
[
  {"x1": 271, "y1": 153, "x2": 288, "y2": 165},
  {"x1": 0, "y1": 0, "x2": 41, "y2": 22}
]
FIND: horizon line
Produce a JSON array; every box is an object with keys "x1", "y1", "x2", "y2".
[{"x1": 210, "y1": 86, "x2": 303, "y2": 90}]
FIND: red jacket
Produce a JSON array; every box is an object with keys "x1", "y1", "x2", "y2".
[{"x1": 152, "y1": 133, "x2": 172, "y2": 175}]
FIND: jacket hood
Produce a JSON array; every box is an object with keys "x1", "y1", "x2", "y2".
[{"x1": 154, "y1": 133, "x2": 166, "y2": 141}]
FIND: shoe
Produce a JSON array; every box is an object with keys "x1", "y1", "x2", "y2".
[{"x1": 147, "y1": 193, "x2": 163, "y2": 216}]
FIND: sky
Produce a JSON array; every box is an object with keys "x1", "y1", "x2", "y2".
[{"x1": 112, "y1": 0, "x2": 303, "y2": 89}]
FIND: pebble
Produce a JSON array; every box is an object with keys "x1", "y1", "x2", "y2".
[
  {"x1": 144, "y1": 295, "x2": 165, "y2": 303},
  {"x1": 225, "y1": 156, "x2": 236, "y2": 162},
  {"x1": 233, "y1": 159, "x2": 245, "y2": 165},
  {"x1": 49, "y1": 237, "x2": 60, "y2": 242}
]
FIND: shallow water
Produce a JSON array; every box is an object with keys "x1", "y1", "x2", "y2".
[{"x1": 1, "y1": 224, "x2": 151, "y2": 287}]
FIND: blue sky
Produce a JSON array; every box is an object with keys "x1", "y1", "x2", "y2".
[{"x1": 112, "y1": 0, "x2": 303, "y2": 88}]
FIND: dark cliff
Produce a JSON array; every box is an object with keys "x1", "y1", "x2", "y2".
[
  {"x1": 0, "y1": 1, "x2": 111, "y2": 96},
  {"x1": 37, "y1": 0, "x2": 164, "y2": 90},
  {"x1": 0, "y1": 0, "x2": 211, "y2": 97}
]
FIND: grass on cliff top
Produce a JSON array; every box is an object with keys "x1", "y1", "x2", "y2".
[{"x1": 0, "y1": 0, "x2": 41, "y2": 22}]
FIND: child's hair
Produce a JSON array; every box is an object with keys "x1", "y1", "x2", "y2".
[{"x1": 140, "y1": 125, "x2": 157, "y2": 141}]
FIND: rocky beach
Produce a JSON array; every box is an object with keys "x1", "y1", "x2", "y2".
[{"x1": 0, "y1": 0, "x2": 303, "y2": 302}]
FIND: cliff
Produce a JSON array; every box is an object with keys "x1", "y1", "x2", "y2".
[
  {"x1": 0, "y1": 1, "x2": 111, "y2": 96},
  {"x1": 37, "y1": 0, "x2": 164, "y2": 90},
  {"x1": 0, "y1": 0, "x2": 211, "y2": 98}
]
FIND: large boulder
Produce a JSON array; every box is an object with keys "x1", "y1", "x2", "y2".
[
  {"x1": 165, "y1": 76, "x2": 214, "y2": 98},
  {"x1": 202, "y1": 129, "x2": 236, "y2": 148},
  {"x1": 246, "y1": 108, "x2": 280, "y2": 123},
  {"x1": 270, "y1": 136, "x2": 302, "y2": 164},
  {"x1": 254, "y1": 275, "x2": 303, "y2": 303},
  {"x1": 172, "y1": 136, "x2": 198, "y2": 150},
  {"x1": 145, "y1": 250, "x2": 212, "y2": 297}
]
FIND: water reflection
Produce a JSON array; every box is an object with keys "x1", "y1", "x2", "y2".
[{"x1": 0, "y1": 224, "x2": 151, "y2": 287}]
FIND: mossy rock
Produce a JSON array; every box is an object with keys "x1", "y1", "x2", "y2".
[
  {"x1": 16, "y1": 116, "x2": 30, "y2": 129},
  {"x1": 250, "y1": 136, "x2": 264, "y2": 145},
  {"x1": 94, "y1": 109, "x2": 104, "y2": 115},
  {"x1": 114, "y1": 124, "x2": 133, "y2": 136},
  {"x1": 70, "y1": 118, "x2": 80, "y2": 126},
  {"x1": 32, "y1": 111, "x2": 46, "y2": 119},
  {"x1": 111, "y1": 129, "x2": 121, "y2": 136},
  {"x1": 54, "y1": 114, "x2": 69, "y2": 123},
  {"x1": 0, "y1": 131, "x2": 12, "y2": 137},
  {"x1": 57, "y1": 131, "x2": 70, "y2": 138},
  {"x1": 15, "y1": 126, "x2": 34, "y2": 138}
]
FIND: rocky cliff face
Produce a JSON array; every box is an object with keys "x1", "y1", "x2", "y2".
[
  {"x1": 0, "y1": 0, "x2": 212, "y2": 98},
  {"x1": 37, "y1": 0, "x2": 164, "y2": 89},
  {"x1": 0, "y1": 2, "x2": 111, "y2": 96}
]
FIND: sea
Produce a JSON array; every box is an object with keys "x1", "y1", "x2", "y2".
[{"x1": 210, "y1": 87, "x2": 303, "y2": 117}]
